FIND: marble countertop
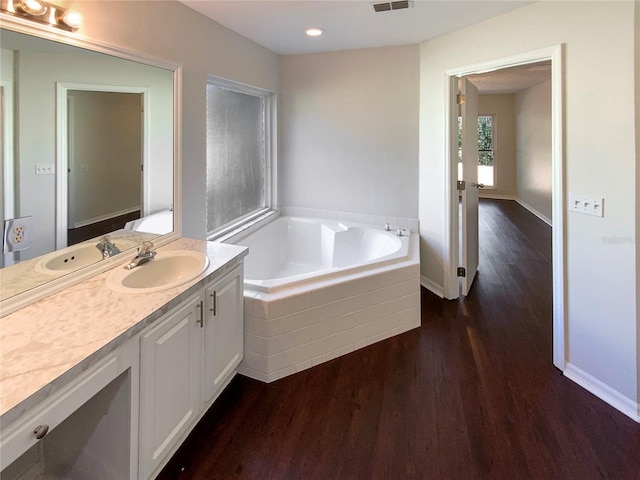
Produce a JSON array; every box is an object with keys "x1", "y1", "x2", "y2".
[{"x1": 0, "y1": 238, "x2": 248, "y2": 425}]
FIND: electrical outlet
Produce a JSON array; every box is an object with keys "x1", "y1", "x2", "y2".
[
  {"x1": 35, "y1": 164, "x2": 55, "y2": 175},
  {"x1": 3, "y1": 216, "x2": 33, "y2": 253},
  {"x1": 569, "y1": 194, "x2": 604, "y2": 217}
]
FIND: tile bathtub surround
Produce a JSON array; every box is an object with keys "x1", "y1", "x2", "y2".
[
  {"x1": 0, "y1": 239, "x2": 248, "y2": 425},
  {"x1": 239, "y1": 260, "x2": 421, "y2": 383},
  {"x1": 279, "y1": 206, "x2": 420, "y2": 233}
]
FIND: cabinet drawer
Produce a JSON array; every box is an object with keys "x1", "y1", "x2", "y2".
[{"x1": 0, "y1": 355, "x2": 120, "y2": 470}]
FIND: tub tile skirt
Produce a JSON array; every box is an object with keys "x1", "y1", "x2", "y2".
[{"x1": 239, "y1": 263, "x2": 421, "y2": 382}]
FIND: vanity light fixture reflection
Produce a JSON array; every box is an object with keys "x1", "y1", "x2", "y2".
[
  {"x1": 1, "y1": 0, "x2": 83, "y2": 31},
  {"x1": 16, "y1": 0, "x2": 47, "y2": 16}
]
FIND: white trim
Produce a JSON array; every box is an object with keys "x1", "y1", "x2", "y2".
[
  {"x1": 478, "y1": 193, "x2": 516, "y2": 201},
  {"x1": 56, "y1": 84, "x2": 150, "y2": 249},
  {"x1": 515, "y1": 198, "x2": 552, "y2": 227},
  {"x1": 444, "y1": 45, "x2": 566, "y2": 370},
  {"x1": 443, "y1": 74, "x2": 459, "y2": 299},
  {"x1": 564, "y1": 363, "x2": 640, "y2": 423},
  {"x1": 549, "y1": 45, "x2": 567, "y2": 371},
  {"x1": 420, "y1": 275, "x2": 444, "y2": 298},
  {"x1": 1, "y1": 77, "x2": 15, "y2": 267},
  {"x1": 72, "y1": 206, "x2": 140, "y2": 229}
]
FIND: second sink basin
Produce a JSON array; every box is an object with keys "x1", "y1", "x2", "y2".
[
  {"x1": 106, "y1": 250, "x2": 210, "y2": 294},
  {"x1": 35, "y1": 238, "x2": 139, "y2": 275}
]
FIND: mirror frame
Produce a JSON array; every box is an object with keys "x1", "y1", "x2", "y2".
[{"x1": 0, "y1": 13, "x2": 182, "y2": 317}]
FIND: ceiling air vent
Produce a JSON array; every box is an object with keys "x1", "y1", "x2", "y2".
[{"x1": 372, "y1": 1, "x2": 413, "y2": 13}]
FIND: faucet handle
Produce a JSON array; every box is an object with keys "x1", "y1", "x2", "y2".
[
  {"x1": 384, "y1": 223, "x2": 392, "y2": 231},
  {"x1": 140, "y1": 241, "x2": 154, "y2": 253}
]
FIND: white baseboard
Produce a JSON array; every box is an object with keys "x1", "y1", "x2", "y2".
[
  {"x1": 420, "y1": 275, "x2": 444, "y2": 298},
  {"x1": 564, "y1": 363, "x2": 639, "y2": 423},
  {"x1": 514, "y1": 198, "x2": 552, "y2": 226},
  {"x1": 73, "y1": 206, "x2": 140, "y2": 229},
  {"x1": 479, "y1": 193, "x2": 516, "y2": 201}
]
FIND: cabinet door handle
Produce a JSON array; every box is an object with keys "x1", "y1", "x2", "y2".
[
  {"x1": 196, "y1": 301, "x2": 204, "y2": 328},
  {"x1": 210, "y1": 291, "x2": 217, "y2": 316},
  {"x1": 34, "y1": 424, "x2": 49, "y2": 439}
]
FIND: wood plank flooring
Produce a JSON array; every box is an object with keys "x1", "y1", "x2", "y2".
[{"x1": 157, "y1": 199, "x2": 640, "y2": 480}]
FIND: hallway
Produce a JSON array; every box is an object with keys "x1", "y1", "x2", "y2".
[{"x1": 159, "y1": 199, "x2": 640, "y2": 480}]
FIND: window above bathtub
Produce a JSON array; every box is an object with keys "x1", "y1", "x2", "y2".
[{"x1": 205, "y1": 76, "x2": 276, "y2": 240}]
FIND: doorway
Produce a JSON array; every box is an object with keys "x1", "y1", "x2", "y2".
[
  {"x1": 444, "y1": 46, "x2": 566, "y2": 370},
  {"x1": 56, "y1": 84, "x2": 149, "y2": 248}
]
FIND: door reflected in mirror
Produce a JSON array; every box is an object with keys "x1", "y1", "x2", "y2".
[
  {"x1": 66, "y1": 90, "x2": 143, "y2": 246},
  {"x1": 0, "y1": 27, "x2": 175, "y2": 302}
]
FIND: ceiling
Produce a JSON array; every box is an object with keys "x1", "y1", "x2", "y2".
[
  {"x1": 466, "y1": 60, "x2": 551, "y2": 94},
  {"x1": 179, "y1": 1, "x2": 535, "y2": 55}
]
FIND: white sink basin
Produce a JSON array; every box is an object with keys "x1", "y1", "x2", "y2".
[
  {"x1": 35, "y1": 239, "x2": 139, "y2": 275},
  {"x1": 106, "y1": 250, "x2": 210, "y2": 294}
]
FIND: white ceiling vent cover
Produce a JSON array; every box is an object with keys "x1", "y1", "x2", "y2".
[{"x1": 372, "y1": 1, "x2": 413, "y2": 13}]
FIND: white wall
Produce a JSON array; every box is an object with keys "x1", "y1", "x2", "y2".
[
  {"x1": 68, "y1": 91, "x2": 141, "y2": 227},
  {"x1": 635, "y1": 0, "x2": 640, "y2": 408},
  {"x1": 516, "y1": 79, "x2": 552, "y2": 221},
  {"x1": 68, "y1": 0, "x2": 279, "y2": 240},
  {"x1": 478, "y1": 94, "x2": 517, "y2": 198},
  {"x1": 15, "y1": 49, "x2": 172, "y2": 258},
  {"x1": 279, "y1": 45, "x2": 419, "y2": 219},
  {"x1": 419, "y1": 1, "x2": 637, "y2": 407}
]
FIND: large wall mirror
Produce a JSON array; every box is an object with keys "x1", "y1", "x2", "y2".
[{"x1": 0, "y1": 17, "x2": 181, "y2": 310}]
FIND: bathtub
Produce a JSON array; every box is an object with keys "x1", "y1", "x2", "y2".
[
  {"x1": 124, "y1": 209, "x2": 173, "y2": 235},
  {"x1": 233, "y1": 216, "x2": 421, "y2": 383},
  {"x1": 239, "y1": 217, "x2": 410, "y2": 292}
]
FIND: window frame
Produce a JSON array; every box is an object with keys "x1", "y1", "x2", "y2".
[
  {"x1": 205, "y1": 75, "x2": 277, "y2": 241},
  {"x1": 477, "y1": 114, "x2": 497, "y2": 190}
]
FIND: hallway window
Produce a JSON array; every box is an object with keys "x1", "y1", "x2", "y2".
[
  {"x1": 205, "y1": 77, "x2": 275, "y2": 238},
  {"x1": 477, "y1": 115, "x2": 495, "y2": 188}
]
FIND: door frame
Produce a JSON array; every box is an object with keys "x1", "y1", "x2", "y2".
[
  {"x1": 55, "y1": 83, "x2": 149, "y2": 248},
  {"x1": 443, "y1": 45, "x2": 566, "y2": 370}
]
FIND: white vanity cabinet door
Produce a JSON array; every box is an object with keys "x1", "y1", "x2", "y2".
[
  {"x1": 203, "y1": 265, "x2": 244, "y2": 403},
  {"x1": 139, "y1": 293, "x2": 203, "y2": 480}
]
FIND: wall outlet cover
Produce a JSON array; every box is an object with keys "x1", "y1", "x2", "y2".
[{"x1": 3, "y1": 216, "x2": 33, "y2": 253}]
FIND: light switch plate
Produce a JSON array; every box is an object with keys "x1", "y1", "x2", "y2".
[
  {"x1": 569, "y1": 194, "x2": 604, "y2": 217},
  {"x1": 35, "y1": 164, "x2": 55, "y2": 175}
]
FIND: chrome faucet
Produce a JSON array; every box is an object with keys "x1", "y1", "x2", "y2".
[
  {"x1": 96, "y1": 237, "x2": 121, "y2": 259},
  {"x1": 126, "y1": 241, "x2": 156, "y2": 270}
]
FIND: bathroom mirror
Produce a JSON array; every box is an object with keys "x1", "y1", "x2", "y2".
[{"x1": 0, "y1": 17, "x2": 181, "y2": 309}]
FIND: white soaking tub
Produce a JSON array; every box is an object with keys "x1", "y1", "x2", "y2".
[
  {"x1": 232, "y1": 216, "x2": 421, "y2": 383},
  {"x1": 239, "y1": 217, "x2": 409, "y2": 292}
]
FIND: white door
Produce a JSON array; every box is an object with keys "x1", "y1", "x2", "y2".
[
  {"x1": 139, "y1": 294, "x2": 203, "y2": 480},
  {"x1": 460, "y1": 77, "x2": 479, "y2": 295},
  {"x1": 204, "y1": 266, "x2": 243, "y2": 402}
]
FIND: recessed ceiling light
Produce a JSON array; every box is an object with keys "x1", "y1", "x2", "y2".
[{"x1": 305, "y1": 27, "x2": 324, "y2": 37}]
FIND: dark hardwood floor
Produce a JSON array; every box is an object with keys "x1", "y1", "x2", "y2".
[
  {"x1": 67, "y1": 210, "x2": 140, "y2": 245},
  {"x1": 158, "y1": 199, "x2": 640, "y2": 480}
]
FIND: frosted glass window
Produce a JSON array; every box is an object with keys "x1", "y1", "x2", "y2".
[{"x1": 206, "y1": 84, "x2": 267, "y2": 234}]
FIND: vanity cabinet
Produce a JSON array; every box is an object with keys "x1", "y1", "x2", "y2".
[
  {"x1": 0, "y1": 242, "x2": 247, "y2": 480},
  {"x1": 0, "y1": 340, "x2": 139, "y2": 480},
  {"x1": 139, "y1": 263, "x2": 245, "y2": 480}
]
